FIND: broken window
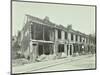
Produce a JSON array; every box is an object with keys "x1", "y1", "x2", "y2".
[{"x1": 58, "y1": 29, "x2": 61, "y2": 39}]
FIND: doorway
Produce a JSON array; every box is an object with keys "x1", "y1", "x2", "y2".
[
  {"x1": 70, "y1": 45, "x2": 72, "y2": 55},
  {"x1": 38, "y1": 44, "x2": 43, "y2": 56}
]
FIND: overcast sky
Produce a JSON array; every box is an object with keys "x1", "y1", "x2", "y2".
[{"x1": 12, "y1": 1, "x2": 95, "y2": 36}]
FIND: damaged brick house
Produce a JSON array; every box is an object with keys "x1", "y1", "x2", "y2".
[{"x1": 15, "y1": 14, "x2": 95, "y2": 61}]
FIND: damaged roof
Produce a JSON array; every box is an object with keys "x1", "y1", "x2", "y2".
[{"x1": 25, "y1": 14, "x2": 88, "y2": 37}]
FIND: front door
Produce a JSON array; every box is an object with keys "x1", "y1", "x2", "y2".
[{"x1": 70, "y1": 45, "x2": 72, "y2": 55}]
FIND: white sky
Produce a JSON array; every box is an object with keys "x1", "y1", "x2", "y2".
[{"x1": 12, "y1": 1, "x2": 95, "y2": 36}]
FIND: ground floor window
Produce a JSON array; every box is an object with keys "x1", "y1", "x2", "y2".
[
  {"x1": 58, "y1": 44, "x2": 64, "y2": 53},
  {"x1": 38, "y1": 43, "x2": 53, "y2": 55},
  {"x1": 44, "y1": 44, "x2": 51, "y2": 55},
  {"x1": 73, "y1": 44, "x2": 78, "y2": 53}
]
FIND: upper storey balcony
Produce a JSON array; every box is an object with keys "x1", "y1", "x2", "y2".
[
  {"x1": 24, "y1": 15, "x2": 55, "y2": 42},
  {"x1": 30, "y1": 22, "x2": 55, "y2": 42}
]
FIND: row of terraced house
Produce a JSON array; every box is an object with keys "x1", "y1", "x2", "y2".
[{"x1": 13, "y1": 14, "x2": 95, "y2": 62}]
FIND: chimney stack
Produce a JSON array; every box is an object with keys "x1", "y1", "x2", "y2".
[{"x1": 67, "y1": 24, "x2": 72, "y2": 30}]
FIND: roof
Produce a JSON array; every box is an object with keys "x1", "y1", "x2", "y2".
[
  {"x1": 25, "y1": 14, "x2": 88, "y2": 37},
  {"x1": 25, "y1": 14, "x2": 56, "y2": 28}
]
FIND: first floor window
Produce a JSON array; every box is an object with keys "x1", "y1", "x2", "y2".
[
  {"x1": 71, "y1": 33, "x2": 74, "y2": 41},
  {"x1": 65, "y1": 32, "x2": 68, "y2": 39},
  {"x1": 58, "y1": 29, "x2": 61, "y2": 39}
]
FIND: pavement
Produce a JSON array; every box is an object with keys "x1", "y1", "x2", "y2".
[{"x1": 12, "y1": 54, "x2": 95, "y2": 74}]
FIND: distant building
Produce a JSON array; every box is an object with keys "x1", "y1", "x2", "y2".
[{"x1": 15, "y1": 14, "x2": 95, "y2": 61}]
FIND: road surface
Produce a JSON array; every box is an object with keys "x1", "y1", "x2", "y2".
[{"x1": 33, "y1": 54, "x2": 96, "y2": 72}]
